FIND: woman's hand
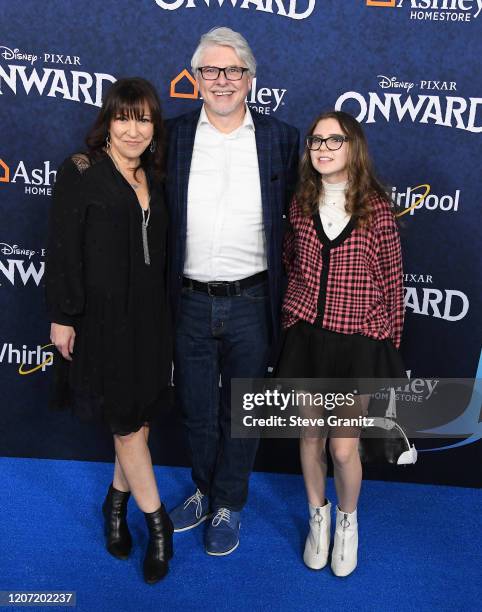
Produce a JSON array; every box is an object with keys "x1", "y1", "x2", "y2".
[{"x1": 50, "y1": 323, "x2": 75, "y2": 361}]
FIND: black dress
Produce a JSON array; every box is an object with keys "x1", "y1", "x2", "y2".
[{"x1": 46, "y1": 154, "x2": 173, "y2": 435}]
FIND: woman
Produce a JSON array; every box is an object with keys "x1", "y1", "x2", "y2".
[
  {"x1": 46, "y1": 78, "x2": 173, "y2": 584},
  {"x1": 277, "y1": 111, "x2": 405, "y2": 577}
]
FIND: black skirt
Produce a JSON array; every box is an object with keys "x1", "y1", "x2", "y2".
[{"x1": 275, "y1": 320, "x2": 406, "y2": 384}]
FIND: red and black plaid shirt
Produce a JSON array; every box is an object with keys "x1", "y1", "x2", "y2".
[{"x1": 282, "y1": 193, "x2": 404, "y2": 348}]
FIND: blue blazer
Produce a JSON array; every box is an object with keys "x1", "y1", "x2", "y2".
[{"x1": 165, "y1": 107, "x2": 300, "y2": 341}]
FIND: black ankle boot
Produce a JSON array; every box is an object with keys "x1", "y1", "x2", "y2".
[
  {"x1": 102, "y1": 484, "x2": 132, "y2": 560},
  {"x1": 143, "y1": 503, "x2": 174, "y2": 584}
]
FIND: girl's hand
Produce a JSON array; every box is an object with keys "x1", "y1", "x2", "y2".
[{"x1": 50, "y1": 323, "x2": 75, "y2": 361}]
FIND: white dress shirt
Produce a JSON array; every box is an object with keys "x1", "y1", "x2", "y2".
[
  {"x1": 184, "y1": 105, "x2": 266, "y2": 282},
  {"x1": 319, "y1": 180, "x2": 351, "y2": 240}
]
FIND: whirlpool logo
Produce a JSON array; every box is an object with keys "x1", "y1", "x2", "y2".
[
  {"x1": 0, "y1": 342, "x2": 54, "y2": 374},
  {"x1": 392, "y1": 184, "x2": 460, "y2": 217}
]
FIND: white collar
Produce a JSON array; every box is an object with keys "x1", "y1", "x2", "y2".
[
  {"x1": 198, "y1": 104, "x2": 255, "y2": 132},
  {"x1": 322, "y1": 179, "x2": 348, "y2": 194}
]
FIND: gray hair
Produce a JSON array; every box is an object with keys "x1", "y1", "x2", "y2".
[{"x1": 191, "y1": 27, "x2": 257, "y2": 77}]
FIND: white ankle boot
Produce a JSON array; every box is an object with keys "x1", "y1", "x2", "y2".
[
  {"x1": 303, "y1": 500, "x2": 331, "y2": 570},
  {"x1": 331, "y1": 506, "x2": 358, "y2": 577}
]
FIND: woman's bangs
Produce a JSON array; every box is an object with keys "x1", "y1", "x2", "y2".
[{"x1": 111, "y1": 93, "x2": 150, "y2": 120}]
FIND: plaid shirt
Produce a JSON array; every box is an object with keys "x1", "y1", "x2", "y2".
[{"x1": 282, "y1": 193, "x2": 404, "y2": 348}]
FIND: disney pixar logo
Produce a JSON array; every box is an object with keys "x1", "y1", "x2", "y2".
[
  {"x1": 0, "y1": 45, "x2": 82, "y2": 66},
  {"x1": 335, "y1": 76, "x2": 481, "y2": 133},
  {"x1": 366, "y1": 0, "x2": 482, "y2": 21},
  {"x1": 0, "y1": 44, "x2": 115, "y2": 107},
  {"x1": 0, "y1": 242, "x2": 45, "y2": 287}
]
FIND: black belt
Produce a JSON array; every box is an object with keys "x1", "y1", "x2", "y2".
[{"x1": 182, "y1": 271, "x2": 268, "y2": 297}]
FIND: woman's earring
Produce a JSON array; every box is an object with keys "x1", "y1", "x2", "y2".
[
  {"x1": 106, "y1": 133, "x2": 111, "y2": 149},
  {"x1": 149, "y1": 139, "x2": 156, "y2": 154}
]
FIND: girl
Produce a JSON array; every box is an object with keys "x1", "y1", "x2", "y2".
[{"x1": 277, "y1": 110, "x2": 405, "y2": 576}]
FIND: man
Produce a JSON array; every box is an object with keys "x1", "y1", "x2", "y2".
[{"x1": 166, "y1": 27, "x2": 299, "y2": 556}]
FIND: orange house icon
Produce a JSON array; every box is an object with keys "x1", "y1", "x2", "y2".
[
  {"x1": 0, "y1": 158, "x2": 10, "y2": 183},
  {"x1": 170, "y1": 69, "x2": 199, "y2": 100},
  {"x1": 366, "y1": 0, "x2": 396, "y2": 6}
]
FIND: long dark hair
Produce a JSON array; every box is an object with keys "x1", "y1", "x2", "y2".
[
  {"x1": 86, "y1": 77, "x2": 165, "y2": 181},
  {"x1": 297, "y1": 110, "x2": 388, "y2": 226}
]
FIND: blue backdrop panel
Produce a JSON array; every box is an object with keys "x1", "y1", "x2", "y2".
[{"x1": 0, "y1": 0, "x2": 481, "y2": 486}]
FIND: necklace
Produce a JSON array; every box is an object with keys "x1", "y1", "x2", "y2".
[
  {"x1": 108, "y1": 151, "x2": 151, "y2": 265},
  {"x1": 141, "y1": 207, "x2": 151, "y2": 265},
  {"x1": 108, "y1": 150, "x2": 141, "y2": 189}
]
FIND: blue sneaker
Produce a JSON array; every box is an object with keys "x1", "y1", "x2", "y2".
[
  {"x1": 169, "y1": 489, "x2": 211, "y2": 532},
  {"x1": 205, "y1": 508, "x2": 241, "y2": 556}
]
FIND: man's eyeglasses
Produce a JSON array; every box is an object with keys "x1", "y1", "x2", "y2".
[
  {"x1": 198, "y1": 66, "x2": 249, "y2": 81},
  {"x1": 306, "y1": 135, "x2": 349, "y2": 151}
]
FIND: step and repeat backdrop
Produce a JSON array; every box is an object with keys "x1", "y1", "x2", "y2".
[{"x1": 0, "y1": 0, "x2": 480, "y2": 486}]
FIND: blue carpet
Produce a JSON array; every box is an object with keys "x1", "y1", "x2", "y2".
[{"x1": 0, "y1": 457, "x2": 481, "y2": 612}]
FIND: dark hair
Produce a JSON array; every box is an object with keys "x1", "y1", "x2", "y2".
[
  {"x1": 297, "y1": 110, "x2": 388, "y2": 226},
  {"x1": 86, "y1": 77, "x2": 165, "y2": 181}
]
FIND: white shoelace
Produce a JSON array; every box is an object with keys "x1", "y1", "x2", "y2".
[
  {"x1": 212, "y1": 508, "x2": 231, "y2": 527},
  {"x1": 183, "y1": 488, "x2": 204, "y2": 519}
]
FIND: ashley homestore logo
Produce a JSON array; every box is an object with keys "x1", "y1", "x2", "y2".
[
  {"x1": 366, "y1": 0, "x2": 482, "y2": 21},
  {"x1": 0, "y1": 157, "x2": 56, "y2": 196},
  {"x1": 170, "y1": 69, "x2": 287, "y2": 114}
]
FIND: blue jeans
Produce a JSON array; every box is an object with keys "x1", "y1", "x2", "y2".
[{"x1": 174, "y1": 279, "x2": 272, "y2": 511}]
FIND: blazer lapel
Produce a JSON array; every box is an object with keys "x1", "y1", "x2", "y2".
[
  {"x1": 174, "y1": 109, "x2": 201, "y2": 262},
  {"x1": 177, "y1": 109, "x2": 200, "y2": 216},
  {"x1": 253, "y1": 111, "x2": 273, "y2": 237}
]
